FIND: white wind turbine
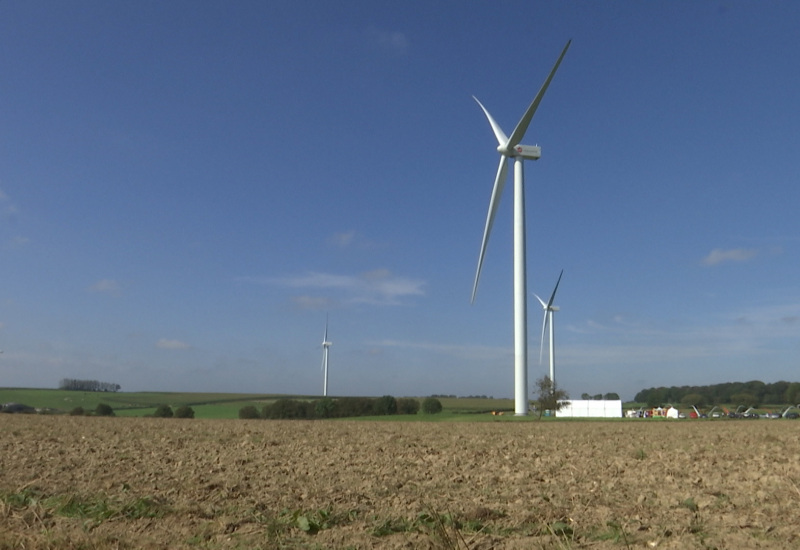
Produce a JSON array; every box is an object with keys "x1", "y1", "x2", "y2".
[
  {"x1": 471, "y1": 40, "x2": 570, "y2": 416},
  {"x1": 321, "y1": 317, "x2": 332, "y2": 397},
  {"x1": 535, "y1": 270, "x2": 563, "y2": 387}
]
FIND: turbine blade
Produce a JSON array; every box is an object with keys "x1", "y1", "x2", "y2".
[
  {"x1": 473, "y1": 96, "x2": 508, "y2": 146},
  {"x1": 507, "y1": 40, "x2": 571, "y2": 148},
  {"x1": 546, "y1": 270, "x2": 564, "y2": 308},
  {"x1": 533, "y1": 293, "x2": 547, "y2": 308},
  {"x1": 471, "y1": 156, "x2": 509, "y2": 303},
  {"x1": 539, "y1": 310, "x2": 548, "y2": 364}
]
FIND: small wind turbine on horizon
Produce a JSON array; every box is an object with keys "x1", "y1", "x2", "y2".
[
  {"x1": 535, "y1": 270, "x2": 563, "y2": 387},
  {"x1": 470, "y1": 40, "x2": 571, "y2": 416},
  {"x1": 321, "y1": 316, "x2": 332, "y2": 397}
]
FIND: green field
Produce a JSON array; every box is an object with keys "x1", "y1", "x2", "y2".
[
  {"x1": 0, "y1": 388, "x2": 517, "y2": 419},
  {"x1": 0, "y1": 388, "x2": 287, "y2": 418}
]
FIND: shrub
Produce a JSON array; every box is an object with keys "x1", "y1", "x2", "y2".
[
  {"x1": 314, "y1": 398, "x2": 336, "y2": 418},
  {"x1": 373, "y1": 395, "x2": 398, "y2": 415},
  {"x1": 239, "y1": 405, "x2": 261, "y2": 419},
  {"x1": 336, "y1": 397, "x2": 375, "y2": 418},
  {"x1": 396, "y1": 398, "x2": 420, "y2": 415},
  {"x1": 174, "y1": 405, "x2": 195, "y2": 419},
  {"x1": 94, "y1": 403, "x2": 114, "y2": 417},
  {"x1": 421, "y1": 397, "x2": 443, "y2": 414},
  {"x1": 69, "y1": 406, "x2": 85, "y2": 416},
  {"x1": 153, "y1": 405, "x2": 174, "y2": 418},
  {"x1": 265, "y1": 399, "x2": 310, "y2": 419}
]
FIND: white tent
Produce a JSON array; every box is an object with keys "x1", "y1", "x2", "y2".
[{"x1": 556, "y1": 400, "x2": 622, "y2": 418}]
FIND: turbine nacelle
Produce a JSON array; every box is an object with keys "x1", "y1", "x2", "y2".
[{"x1": 498, "y1": 144, "x2": 542, "y2": 160}]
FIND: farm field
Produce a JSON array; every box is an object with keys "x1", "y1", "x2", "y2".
[
  {"x1": 0, "y1": 388, "x2": 517, "y2": 419},
  {"x1": 1, "y1": 415, "x2": 798, "y2": 549}
]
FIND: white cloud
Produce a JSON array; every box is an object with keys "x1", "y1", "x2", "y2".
[
  {"x1": 328, "y1": 231, "x2": 356, "y2": 247},
  {"x1": 292, "y1": 295, "x2": 334, "y2": 310},
  {"x1": 366, "y1": 26, "x2": 409, "y2": 55},
  {"x1": 0, "y1": 188, "x2": 19, "y2": 219},
  {"x1": 156, "y1": 338, "x2": 190, "y2": 350},
  {"x1": 241, "y1": 269, "x2": 425, "y2": 306},
  {"x1": 89, "y1": 279, "x2": 122, "y2": 295},
  {"x1": 701, "y1": 248, "x2": 758, "y2": 266}
]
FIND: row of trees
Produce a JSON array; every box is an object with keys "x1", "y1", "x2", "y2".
[
  {"x1": 240, "y1": 396, "x2": 442, "y2": 420},
  {"x1": 634, "y1": 380, "x2": 800, "y2": 408},
  {"x1": 59, "y1": 379, "x2": 121, "y2": 392},
  {"x1": 152, "y1": 404, "x2": 195, "y2": 418}
]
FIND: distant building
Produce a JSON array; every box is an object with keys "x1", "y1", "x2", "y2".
[{"x1": 556, "y1": 399, "x2": 622, "y2": 418}]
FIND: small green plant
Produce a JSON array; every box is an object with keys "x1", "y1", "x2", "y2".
[
  {"x1": 594, "y1": 520, "x2": 631, "y2": 546},
  {"x1": 417, "y1": 509, "x2": 471, "y2": 549},
  {"x1": 681, "y1": 497, "x2": 699, "y2": 512},
  {"x1": 634, "y1": 448, "x2": 647, "y2": 460}
]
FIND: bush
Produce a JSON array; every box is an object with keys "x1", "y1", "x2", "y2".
[
  {"x1": 94, "y1": 403, "x2": 114, "y2": 417},
  {"x1": 421, "y1": 397, "x2": 443, "y2": 414},
  {"x1": 69, "y1": 406, "x2": 85, "y2": 416},
  {"x1": 336, "y1": 397, "x2": 375, "y2": 418},
  {"x1": 153, "y1": 404, "x2": 174, "y2": 418},
  {"x1": 239, "y1": 405, "x2": 261, "y2": 419},
  {"x1": 373, "y1": 395, "x2": 398, "y2": 415},
  {"x1": 314, "y1": 398, "x2": 336, "y2": 418},
  {"x1": 396, "y1": 398, "x2": 420, "y2": 415},
  {"x1": 265, "y1": 399, "x2": 310, "y2": 419},
  {"x1": 174, "y1": 405, "x2": 195, "y2": 419}
]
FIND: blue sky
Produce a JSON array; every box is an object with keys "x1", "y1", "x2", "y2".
[{"x1": 1, "y1": 1, "x2": 799, "y2": 401}]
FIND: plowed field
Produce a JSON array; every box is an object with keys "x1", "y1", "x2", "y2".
[{"x1": 1, "y1": 415, "x2": 798, "y2": 549}]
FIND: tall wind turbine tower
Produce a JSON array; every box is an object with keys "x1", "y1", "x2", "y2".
[
  {"x1": 321, "y1": 317, "x2": 332, "y2": 397},
  {"x1": 535, "y1": 270, "x2": 563, "y2": 386},
  {"x1": 471, "y1": 40, "x2": 570, "y2": 416}
]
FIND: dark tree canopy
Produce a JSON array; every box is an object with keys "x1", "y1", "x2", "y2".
[
  {"x1": 635, "y1": 380, "x2": 798, "y2": 407},
  {"x1": 533, "y1": 376, "x2": 569, "y2": 419}
]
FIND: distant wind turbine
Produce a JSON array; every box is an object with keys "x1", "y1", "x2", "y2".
[
  {"x1": 535, "y1": 270, "x2": 563, "y2": 386},
  {"x1": 321, "y1": 317, "x2": 332, "y2": 397},
  {"x1": 471, "y1": 40, "x2": 571, "y2": 416}
]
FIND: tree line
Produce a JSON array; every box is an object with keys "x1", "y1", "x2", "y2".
[
  {"x1": 239, "y1": 396, "x2": 443, "y2": 420},
  {"x1": 59, "y1": 379, "x2": 121, "y2": 392},
  {"x1": 634, "y1": 380, "x2": 800, "y2": 408}
]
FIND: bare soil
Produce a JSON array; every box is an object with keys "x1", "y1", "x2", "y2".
[{"x1": 1, "y1": 415, "x2": 798, "y2": 549}]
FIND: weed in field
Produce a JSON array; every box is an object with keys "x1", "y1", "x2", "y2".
[
  {"x1": 680, "y1": 497, "x2": 699, "y2": 512},
  {"x1": 592, "y1": 520, "x2": 632, "y2": 547},
  {"x1": 416, "y1": 509, "x2": 475, "y2": 550}
]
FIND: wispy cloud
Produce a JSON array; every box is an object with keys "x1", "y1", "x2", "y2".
[
  {"x1": 701, "y1": 248, "x2": 758, "y2": 266},
  {"x1": 372, "y1": 339, "x2": 508, "y2": 362},
  {"x1": 366, "y1": 26, "x2": 409, "y2": 56},
  {"x1": 240, "y1": 269, "x2": 425, "y2": 306},
  {"x1": 0, "y1": 188, "x2": 18, "y2": 218},
  {"x1": 89, "y1": 279, "x2": 122, "y2": 296},
  {"x1": 328, "y1": 230, "x2": 356, "y2": 247},
  {"x1": 156, "y1": 338, "x2": 191, "y2": 350}
]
